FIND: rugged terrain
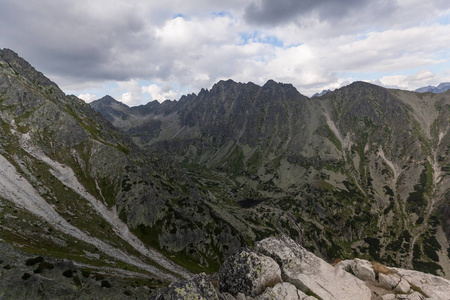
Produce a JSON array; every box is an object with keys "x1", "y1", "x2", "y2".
[
  {"x1": 92, "y1": 77, "x2": 450, "y2": 278},
  {"x1": 0, "y1": 48, "x2": 449, "y2": 297}
]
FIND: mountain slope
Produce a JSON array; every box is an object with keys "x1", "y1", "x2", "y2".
[
  {"x1": 93, "y1": 79, "x2": 450, "y2": 278},
  {"x1": 0, "y1": 48, "x2": 197, "y2": 281}
]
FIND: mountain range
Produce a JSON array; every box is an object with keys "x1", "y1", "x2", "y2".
[
  {"x1": 0, "y1": 48, "x2": 449, "y2": 298},
  {"x1": 415, "y1": 83, "x2": 450, "y2": 94}
]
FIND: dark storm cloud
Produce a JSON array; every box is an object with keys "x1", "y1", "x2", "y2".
[{"x1": 244, "y1": 0, "x2": 393, "y2": 26}]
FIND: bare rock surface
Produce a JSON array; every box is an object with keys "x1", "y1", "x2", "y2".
[
  {"x1": 255, "y1": 282, "x2": 317, "y2": 300},
  {"x1": 255, "y1": 236, "x2": 372, "y2": 300},
  {"x1": 378, "y1": 272, "x2": 410, "y2": 294},
  {"x1": 392, "y1": 268, "x2": 450, "y2": 299},
  {"x1": 337, "y1": 258, "x2": 450, "y2": 300},
  {"x1": 336, "y1": 259, "x2": 376, "y2": 283}
]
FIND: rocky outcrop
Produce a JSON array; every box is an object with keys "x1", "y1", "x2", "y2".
[
  {"x1": 256, "y1": 282, "x2": 316, "y2": 300},
  {"x1": 392, "y1": 268, "x2": 450, "y2": 299},
  {"x1": 255, "y1": 236, "x2": 372, "y2": 300},
  {"x1": 152, "y1": 236, "x2": 450, "y2": 299},
  {"x1": 336, "y1": 257, "x2": 450, "y2": 299}
]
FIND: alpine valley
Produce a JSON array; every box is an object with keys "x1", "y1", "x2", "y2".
[{"x1": 0, "y1": 49, "x2": 449, "y2": 299}]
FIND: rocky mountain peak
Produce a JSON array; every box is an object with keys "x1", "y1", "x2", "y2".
[
  {"x1": 207, "y1": 79, "x2": 251, "y2": 99},
  {"x1": 211, "y1": 78, "x2": 238, "y2": 88},
  {"x1": 91, "y1": 95, "x2": 129, "y2": 108},
  {"x1": 342, "y1": 80, "x2": 385, "y2": 92},
  {"x1": 261, "y1": 79, "x2": 298, "y2": 92},
  {"x1": 0, "y1": 48, "x2": 60, "y2": 91},
  {"x1": 312, "y1": 89, "x2": 331, "y2": 97}
]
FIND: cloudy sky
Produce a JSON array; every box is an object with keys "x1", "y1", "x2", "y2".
[{"x1": 1, "y1": 0, "x2": 450, "y2": 106}]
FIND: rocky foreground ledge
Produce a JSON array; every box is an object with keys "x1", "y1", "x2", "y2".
[{"x1": 152, "y1": 236, "x2": 450, "y2": 300}]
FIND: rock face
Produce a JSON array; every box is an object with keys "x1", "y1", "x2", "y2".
[
  {"x1": 336, "y1": 257, "x2": 450, "y2": 300},
  {"x1": 256, "y1": 282, "x2": 315, "y2": 300},
  {"x1": 256, "y1": 236, "x2": 372, "y2": 300},
  {"x1": 153, "y1": 236, "x2": 450, "y2": 300},
  {"x1": 164, "y1": 273, "x2": 220, "y2": 300},
  {"x1": 392, "y1": 268, "x2": 450, "y2": 299}
]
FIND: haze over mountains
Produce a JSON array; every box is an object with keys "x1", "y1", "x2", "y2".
[{"x1": 0, "y1": 48, "x2": 449, "y2": 298}]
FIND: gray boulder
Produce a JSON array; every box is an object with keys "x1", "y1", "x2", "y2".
[
  {"x1": 336, "y1": 259, "x2": 376, "y2": 283},
  {"x1": 218, "y1": 250, "x2": 282, "y2": 297}
]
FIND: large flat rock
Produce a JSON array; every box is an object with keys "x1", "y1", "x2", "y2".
[
  {"x1": 255, "y1": 236, "x2": 372, "y2": 300},
  {"x1": 392, "y1": 268, "x2": 450, "y2": 300}
]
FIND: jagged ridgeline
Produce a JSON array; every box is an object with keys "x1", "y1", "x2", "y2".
[
  {"x1": 0, "y1": 48, "x2": 448, "y2": 296},
  {"x1": 92, "y1": 77, "x2": 450, "y2": 277}
]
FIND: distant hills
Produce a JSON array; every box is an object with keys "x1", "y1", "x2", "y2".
[
  {"x1": 415, "y1": 82, "x2": 450, "y2": 93},
  {"x1": 312, "y1": 89, "x2": 331, "y2": 97},
  {"x1": 311, "y1": 82, "x2": 450, "y2": 98}
]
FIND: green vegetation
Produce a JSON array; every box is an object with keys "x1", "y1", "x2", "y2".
[
  {"x1": 406, "y1": 163, "x2": 432, "y2": 215},
  {"x1": 412, "y1": 260, "x2": 443, "y2": 276}
]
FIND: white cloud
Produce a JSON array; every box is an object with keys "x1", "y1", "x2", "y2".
[
  {"x1": 116, "y1": 80, "x2": 181, "y2": 105},
  {"x1": 117, "y1": 80, "x2": 148, "y2": 106},
  {"x1": 77, "y1": 93, "x2": 98, "y2": 102},
  {"x1": 379, "y1": 69, "x2": 442, "y2": 90},
  {"x1": 141, "y1": 84, "x2": 179, "y2": 102}
]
